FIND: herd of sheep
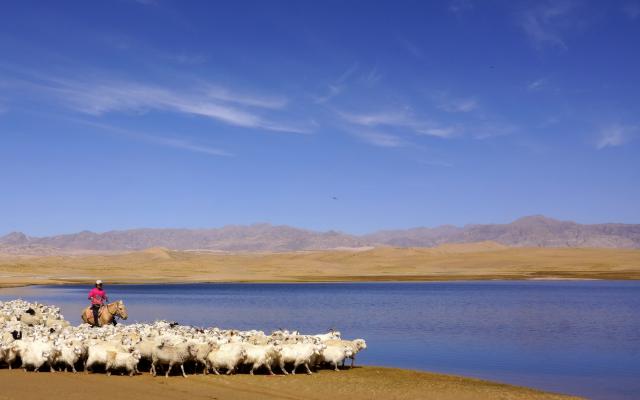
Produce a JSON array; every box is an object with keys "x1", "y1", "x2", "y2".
[{"x1": 0, "y1": 299, "x2": 367, "y2": 377}]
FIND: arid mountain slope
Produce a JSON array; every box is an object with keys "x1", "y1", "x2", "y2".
[{"x1": 1, "y1": 216, "x2": 639, "y2": 253}]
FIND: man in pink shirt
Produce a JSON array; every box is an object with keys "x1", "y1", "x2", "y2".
[{"x1": 88, "y1": 279, "x2": 108, "y2": 326}]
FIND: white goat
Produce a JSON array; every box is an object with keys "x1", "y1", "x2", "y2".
[
  {"x1": 55, "y1": 341, "x2": 84, "y2": 372},
  {"x1": 325, "y1": 338, "x2": 367, "y2": 367},
  {"x1": 151, "y1": 341, "x2": 196, "y2": 378},
  {"x1": 275, "y1": 342, "x2": 325, "y2": 375},
  {"x1": 320, "y1": 344, "x2": 354, "y2": 371},
  {"x1": 85, "y1": 342, "x2": 129, "y2": 372},
  {"x1": 206, "y1": 343, "x2": 247, "y2": 375},
  {"x1": 106, "y1": 350, "x2": 141, "y2": 376},
  {"x1": 242, "y1": 343, "x2": 278, "y2": 375},
  {"x1": 20, "y1": 340, "x2": 58, "y2": 372}
]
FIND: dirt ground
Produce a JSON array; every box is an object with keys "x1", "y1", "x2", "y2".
[{"x1": 0, "y1": 366, "x2": 581, "y2": 400}]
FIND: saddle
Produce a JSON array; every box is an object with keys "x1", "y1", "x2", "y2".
[{"x1": 83, "y1": 305, "x2": 107, "y2": 325}]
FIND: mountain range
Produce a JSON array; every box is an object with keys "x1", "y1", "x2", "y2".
[{"x1": 1, "y1": 216, "x2": 639, "y2": 254}]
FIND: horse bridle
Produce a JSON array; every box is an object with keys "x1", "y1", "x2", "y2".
[{"x1": 106, "y1": 302, "x2": 121, "y2": 317}]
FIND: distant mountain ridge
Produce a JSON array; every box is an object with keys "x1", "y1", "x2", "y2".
[{"x1": 1, "y1": 216, "x2": 639, "y2": 254}]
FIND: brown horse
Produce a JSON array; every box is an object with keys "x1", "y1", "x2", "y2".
[{"x1": 81, "y1": 300, "x2": 128, "y2": 326}]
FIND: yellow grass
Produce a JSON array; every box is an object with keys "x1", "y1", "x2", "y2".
[{"x1": 1, "y1": 242, "x2": 639, "y2": 286}]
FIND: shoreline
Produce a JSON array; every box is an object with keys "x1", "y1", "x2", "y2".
[
  {"x1": 3, "y1": 276, "x2": 636, "y2": 290},
  {"x1": 0, "y1": 366, "x2": 582, "y2": 400}
]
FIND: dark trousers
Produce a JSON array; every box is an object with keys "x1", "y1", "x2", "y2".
[{"x1": 91, "y1": 304, "x2": 100, "y2": 326}]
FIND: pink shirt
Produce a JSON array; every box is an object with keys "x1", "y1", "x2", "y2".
[{"x1": 88, "y1": 287, "x2": 108, "y2": 305}]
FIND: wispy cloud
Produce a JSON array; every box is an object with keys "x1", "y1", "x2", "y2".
[
  {"x1": 313, "y1": 85, "x2": 342, "y2": 104},
  {"x1": 622, "y1": 2, "x2": 640, "y2": 19},
  {"x1": 430, "y1": 91, "x2": 479, "y2": 113},
  {"x1": 9, "y1": 73, "x2": 309, "y2": 134},
  {"x1": 151, "y1": 136, "x2": 233, "y2": 157},
  {"x1": 438, "y1": 97, "x2": 478, "y2": 113},
  {"x1": 70, "y1": 118, "x2": 233, "y2": 157},
  {"x1": 338, "y1": 110, "x2": 412, "y2": 127},
  {"x1": 360, "y1": 67, "x2": 382, "y2": 87},
  {"x1": 352, "y1": 130, "x2": 405, "y2": 148},
  {"x1": 313, "y1": 64, "x2": 358, "y2": 104},
  {"x1": 337, "y1": 109, "x2": 459, "y2": 139},
  {"x1": 203, "y1": 85, "x2": 288, "y2": 109},
  {"x1": 417, "y1": 127, "x2": 459, "y2": 138},
  {"x1": 315, "y1": 65, "x2": 383, "y2": 103},
  {"x1": 518, "y1": 1, "x2": 581, "y2": 49},
  {"x1": 527, "y1": 78, "x2": 547, "y2": 91},
  {"x1": 596, "y1": 124, "x2": 637, "y2": 149}
]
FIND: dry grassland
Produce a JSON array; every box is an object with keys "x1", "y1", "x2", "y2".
[{"x1": 1, "y1": 242, "x2": 639, "y2": 287}]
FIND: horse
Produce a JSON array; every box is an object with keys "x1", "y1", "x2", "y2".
[{"x1": 81, "y1": 300, "x2": 128, "y2": 327}]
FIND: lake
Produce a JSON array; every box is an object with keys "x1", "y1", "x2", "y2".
[{"x1": 1, "y1": 281, "x2": 639, "y2": 399}]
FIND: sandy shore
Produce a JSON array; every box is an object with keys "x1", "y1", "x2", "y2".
[
  {"x1": 1, "y1": 243, "x2": 639, "y2": 287},
  {"x1": 0, "y1": 366, "x2": 581, "y2": 400}
]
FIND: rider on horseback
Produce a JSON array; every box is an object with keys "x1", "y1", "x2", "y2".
[{"x1": 88, "y1": 280, "x2": 108, "y2": 327}]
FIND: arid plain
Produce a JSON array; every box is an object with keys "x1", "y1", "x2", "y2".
[{"x1": 1, "y1": 242, "x2": 639, "y2": 287}]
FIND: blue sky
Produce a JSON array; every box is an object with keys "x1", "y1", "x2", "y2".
[{"x1": 1, "y1": 0, "x2": 639, "y2": 236}]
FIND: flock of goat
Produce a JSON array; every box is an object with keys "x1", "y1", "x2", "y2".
[{"x1": 0, "y1": 299, "x2": 367, "y2": 377}]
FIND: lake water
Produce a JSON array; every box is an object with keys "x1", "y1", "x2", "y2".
[{"x1": 1, "y1": 281, "x2": 639, "y2": 399}]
